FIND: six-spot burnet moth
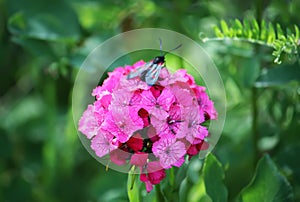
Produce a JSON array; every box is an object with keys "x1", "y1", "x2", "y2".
[{"x1": 127, "y1": 39, "x2": 182, "y2": 86}]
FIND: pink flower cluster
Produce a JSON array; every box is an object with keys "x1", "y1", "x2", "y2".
[{"x1": 78, "y1": 60, "x2": 217, "y2": 192}]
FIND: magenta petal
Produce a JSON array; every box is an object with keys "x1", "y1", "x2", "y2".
[
  {"x1": 147, "y1": 170, "x2": 166, "y2": 185},
  {"x1": 101, "y1": 68, "x2": 124, "y2": 92},
  {"x1": 157, "y1": 87, "x2": 175, "y2": 111},
  {"x1": 110, "y1": 89, "x2": 133, "y2": 108},
  {"x1": 147, "y1": 162, "x2": 166, "y2": 184},
  {"x1": 151, "y1": 115, "x2": 168, "y2": 135},
  {"x1": 172, "y1": 87, "x2": 196, "y2": 107},
  {"x1": 119, "y1": 76, "x2": 150, "y2": 91},
  {"x1": 147, "y1": 161, "x2": 164, "y2": 173},
  {"x1": 150, "y1": 85, "x2": 164, "y2": 99},
  {"x1": 101, "y1": 112, "x2": 130, "y2": 143},
  {"x1": 194, "y1": 87, "x2": 218, "y2": 120},
  {"x1": 140, "y1": 172, "x2": 154, "y2": 192},
  {"x1": 140, "y1": 90, "x2": 156, "y2": 110},
  {"x1": 127, "y1": 133, "x2": 144, "y2": 152},
  {"x1": 144, "y1": 181, "x2": 153, "y2": 193},
  {"x1": 78, "y1": 105, "x2": 100, "y2": 139},
  {"x1": 187, "y1": 144, "x2": 199, "y2": 156},
  {"x1": 140, "y1": 173, "x2": 148, "y2": 182},
  {"x1": 152, "y1": 136, "x2": 186, "y2": 169},
  {"x1": 130, "y1": 153, "x2": 148, "y2": 167},
  {"x1": 110, "y1": 149, "x2": 130, "y2": 165},
  {"x1": 158, "y1": 69, "x2": 188, "y2": 85},
  {"x1": 92, "y1": 86, "x2": 102, "y2": 99},
  {"x1": 133, "y1": 60, "x2": 147, "y2": 69},
  {"x1": 173, "y1": 156, "x2": 185, "y2": 167},
  {"x1": 90, "y1": 130, "x2": 117, "y2": 158}
]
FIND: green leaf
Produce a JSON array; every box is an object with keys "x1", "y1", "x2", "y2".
[
  {"x1": 242, "y1": 58, "x2": 260, "y2": 87},
  {"x1": 239, "y1": 155, "x2": 294, "y2": 202},
  {"x1": 203, "y1": 154, "x2": 228, "y2": 202},
  {"x1": 127, "y1": 172, "x2": 142, "y2": 202},
  {"x1": 255, "y1": 63, "x2": 300, "y2": 87},
  {"x1": 175, "y1": 163, "x2": 189, "y2": 189},
  {"x1": 267, "y1": 22, "x2": 276, "y2": 44},
  {"x1": 294, "y1": 25, "x2": 299, "y2": 40},
  {"x1": 220, "y1": 20, "x2": 229, "y2": 36},
  {"x1": 251, "y1": 19, "x2": 260, "y2": 39},
  {"x1": 234, "y1": 19, "x2": 243, "y2": 37},
  {"x1": 179, "y1": 178, "x2": 192, "y2": 202},
  {"x1": 206, "y1": 19, "x2": 300, "y2": 64},
  {"x1": 276, "y1": 23, "x2": 284, "y2": 39},
  {"x1": 213, "y1": 26, "x2": 224, "y2": 38},
  {"x1": 276, "y1": 143, "x2": 300, "y2": 185},
  {"x1": 188, "y1": 178, "x2": 212, "y2": 202},
  {"x1": 260, "y1": 20, "x2": 267, "y2": 41},
  {"x1": 8, "y1": 0, "x2": 80, "y2": 43},
  {"x1": 243, "y1": 19, "x2": 252, "y2": 39}
]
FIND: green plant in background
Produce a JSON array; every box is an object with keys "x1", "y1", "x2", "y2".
[
  {"x1": 1, "y1": 0, "x2": 300, "y2": 201},
  {"x1": 202, "y1": 18, "x2": 300, "y2": 64}
]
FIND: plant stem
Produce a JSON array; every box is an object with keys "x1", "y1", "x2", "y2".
[
  {"x1": 251, "y1": 87, "x2": 259, "y2": 165},
  {"x1": 155, "y1": 184, "x2": 165, "y2": 202},
  {"x1": 202, "y1": 37, "x2": 274, "y2": 48}
]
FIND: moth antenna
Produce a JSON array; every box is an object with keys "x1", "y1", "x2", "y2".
[
  {"x1": 159, "y1": 38, "x2": 163, "y2": 55},
  {"x1": 163, "y1": 44, "x2": 182, "y2": 56}
]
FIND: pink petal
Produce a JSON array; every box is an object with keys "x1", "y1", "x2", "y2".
[
  {"x1": 158, "y1": 69, "x2": 189, "y2": 85},
  {"x1": 144, "y1": 181, "x2": 153, "y2": 193},
  {"x1": 170, "y1": 84, "x2": 197, "y2": 108},
  {"x1": 148, "y1": 170, "x2": 166, "y2": 185},
  {"x1": 151, "y1": 115, "x2": 168, "y2": 135},
  {"x1": 130, "y1": 152, "x2": 148, "y2": 167},
  {"x1": 127, "y1": 133, "x2": 144, "y2": 152},
  {"x1": 90, "y1": 130, "x2": 118, "y2": 157},
  {"x1": 101, "y1": 68, "x2": 124, "y2": 92},
  {"x1": 152, "y1": 136, "x2": 186, "y2": 169},
  {"x1": 157, "y1": 87, "x2": 175, "y2": 111},
  {"x1": 132, "y1": 60, "x2": 147, "y2": 69},
  {"x1": 78, "y1": 105, "x2": 100, "y2": 139},
  {"x1": 150, "y1": 85, "x2": 165, "y2": 99},
  {"x1": 173, "y1": 156, "x2": 185, "y2": 167},
  {"x1": 101, "y1": 112, "x2": 131, "y2": 143},
  {"x1": 147, "y1": 161, "x2": 164, "y2": 173},
  {"x1": 110, "y1": 149, "x2": 130, "y2": 165},
  {"x1": 187, "y1": 144, "x2": 199, "y2": 156},
  {"x1": 193, "y1": 86, "x2": 218, "y2": 120},
  {"x1": 110, "y1": 89, "x2": 133, "y2": 108},
  {"x1": 119, "y1": 76, "x2": 150, "y2": 91}
]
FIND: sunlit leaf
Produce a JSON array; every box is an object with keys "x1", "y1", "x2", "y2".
[
  {"x1": 255, "y1": 63, "x2": 300, "y2": 87},
  {"x1": 203, "y1": 154, "x2": 228, "y2": 202},
  {"x1": 127, "y1": 171, "x2": 142, "y2": 202},
  {"x1": 239, "y1": 155, "x2": 294, "y2": 202}
]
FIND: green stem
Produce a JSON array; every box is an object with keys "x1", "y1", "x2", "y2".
[
  {"x1": 252, "y1": 0, "x2": 265, "y2": 166},
  {"x1": 169, "y1": 167, "x2": 175, "y2": 187},
  {"x1": 155, "y1": 184, "x2": 165, "y2": 202},
  {"x1": 251, "y1": 87, "x2": 259, "y2": 165},
  {"x1": 202, "y1": 37, "x2": 274, "y2": 48}
]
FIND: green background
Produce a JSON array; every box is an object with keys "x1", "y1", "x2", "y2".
[{"x1": 1, "y1": 0, "x2": 299, "y2": 201}]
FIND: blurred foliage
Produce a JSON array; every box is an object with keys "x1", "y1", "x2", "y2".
[{"x1": 0, "y1": 0, "x2": 299, "y2": 201}]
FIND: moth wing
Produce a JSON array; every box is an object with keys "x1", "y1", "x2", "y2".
[
  {"x1": 127, "y1": 62, "x2": 152, "y2": 79},
  {"x1": 145, "y1": 64, "x2": 163, "y2": 86}
]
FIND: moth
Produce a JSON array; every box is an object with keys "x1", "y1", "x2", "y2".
[{"x1": 127, "y1": 39, "x2": 182, "y2": 86}]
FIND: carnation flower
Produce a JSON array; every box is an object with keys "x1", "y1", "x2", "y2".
[
  {"x1": 78, "y1": 60, "x2": 217, "y2": 192},
  {"x1": 152, "y1": 135, "x2": 186, "y2": 169}
]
